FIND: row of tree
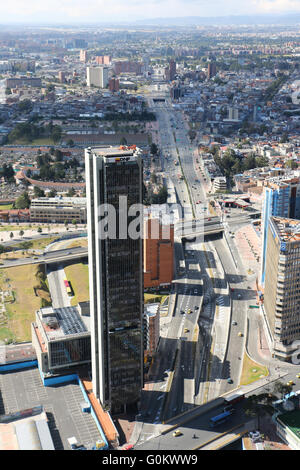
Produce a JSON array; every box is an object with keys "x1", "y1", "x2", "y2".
[
  {"x1": 13, "y1": 187, "x2": 77, "y2": 209},
  {"x1": 213, "y1": 149, "x2": 269, "y2": 179},
  {"x1": 8, "y1": 121, "x2": 62, "y2": 144},
  {"x1": 104, "y1": 111, "x2": 156, "y2": 122}
]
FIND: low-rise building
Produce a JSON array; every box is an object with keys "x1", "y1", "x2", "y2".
[
  {"x1": 213, "y1": 176, "x2": 227, "y2": 192},
  {"x1": 30, "y1": 196, "x2": 87, "y2": 224},
  {"x1": 144, "y1": 217, "x2": 174, "y2": 288},
  {"x1": 31, "y1": 305, "x2": 91, "y2": 375}
]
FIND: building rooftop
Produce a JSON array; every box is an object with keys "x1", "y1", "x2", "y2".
[
  {"x1": 87, "y1": 145, "x2": 142, "y2": 157},
  {"x1": 270, "y1": 216, "x2": 300, "y2": 243},
  {"x1": 37, "y1": 306, "x2": 90, "y2": 341},
  {"x1": 0, "y1": 407, "x2": 54, "y2": 450},
  {"x1": 31, "y1": 196, "x2": 86, "y2": 206},
  {"x1": 277, "y1": 410, "x2": 300, "y2": 441},
  {"x1": 144, "y1": 303, "x2": 160, "y2": 318}
]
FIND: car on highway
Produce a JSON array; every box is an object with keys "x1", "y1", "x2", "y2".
[
  {"x1": 232, "y1": 321, "x2": 237, "y2": 326},
  {"x1": 287, "y1": 380, "x2": 295, "y2": 386},
  {"x1": 184, "y1": 328, "x2": 189, "y2": 333},
  {"x1": 297, "y1": 374, "x2": 300, "y2": 379},
  {"x1": 180, "y1": 310, "x2": 185, "y2": 314},
  {"x1": 238, "y1": 332, "x2": 243, "y2": 337},
  {"x1": 187, "y1": 309, "x2": 192, "y2": 314},
  {"x1": 173, "y1": 430, "x2": 183, "y2": 437},
  {"x1": 227, "y1": 378, "x2": 233, "y2": 384}
]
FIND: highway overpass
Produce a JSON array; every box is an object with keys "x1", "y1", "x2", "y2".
[{"x1": 0, "y1": 246, "x2": 88, "y2": 268}]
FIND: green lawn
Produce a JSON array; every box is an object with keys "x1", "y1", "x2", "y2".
[
  {"x1": 31, "y1": 138, "x2": 58, "y2": 145},
  {"x1": 240, "y1": 352, "x2": 269, "y2": 386},
  {"x1": 0, "y1": 204, "x2": 13, "y2": 210},
  {"x1": 3, "y1": 236, "x2": 59, "y2": 258},
  {"x1": 10, "y1": 137, "x2": 57, "y2": 146},
  {"x1": 144, "y1": 293, "x2": 168, "y2": 304},
  {"x1": 0, "y1": 264, "x2": 51, "y2": 342}
]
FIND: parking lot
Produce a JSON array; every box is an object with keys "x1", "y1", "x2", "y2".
[{"x1": 0, "y1": 367, "x2": 101, "y2": 449}]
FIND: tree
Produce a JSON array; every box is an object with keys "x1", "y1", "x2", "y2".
[
  {"x1": 0, "y1": 244, "x2": 5, "y2": 255},
  {"x1": 285, "y1": 159, "x2": 298, "y2": 170},
  {"x1": 34, "y1": 186, "x2": 45, "y2": 198},
  {"x1": 188, "y1": 130, "x2": 196, "y2": 142},
  {"x1": 19, "y1": 230, "x2": 24, "y2": 238},
  {"x1": 67, "y1": 139, "x2": 74, "y2": 147},
  {"x1": 0, "y1": 163, "x2": 15, "y2": 182},
  {"x1": 243, "y1": 394, "x2": 268, "y2": 429},
  {"x1": 51, "y1": 125, "x2": 62, "y2": 143},
  {"x1": 243, "y1": 154, "x2": 257, "y2": 171},
  {"x1": 150, "y1": 143, "x2": 158, "y2": 156},
  {"x1": 14, "y1": 192, "x2": 31, "y2": 209},
  {"x1": 67, "y1": 188, "x2": 75, "y2": 197},
  {"x1": 48, "y1": 190, "x2": 57, "y2": 198},
  {"x1": 120, "y1": 137, "x2": 127, "y2": 145},
  {"x1": 37, "y1": 227, "x2": 42, "y2": 233},
  {"x1": 19, "y1": 241, "x2": 32, "y2": 252},
  {"x1": 273, "y1": 381, "x2": 292, "y2": 399},
  {"x1": 150, "y1": 173, "x2": 157, "y2": 184},
  {"x1": 46, "y1": 84, "x2": 55, "y2": 93},
  {"x1": 280, "y1": 132, "x2": 289, "y2": 143},
  {"x1": 18, "y1": 99, "x2": 33, "y2": 112},
  {"x1": 54, "y1": 149, "x2": 63, "y2": 162},
  {"x1": 9, "y1": 232, "x2": 14, "y2": 240}
]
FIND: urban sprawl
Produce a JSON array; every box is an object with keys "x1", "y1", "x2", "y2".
[{"x1": 0, "y1": 22, "x2": 300, "y2": 452}]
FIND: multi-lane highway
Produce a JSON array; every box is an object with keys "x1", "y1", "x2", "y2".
[{"x1": 141, "y1": 94, "x2": 240, "y2": 424}]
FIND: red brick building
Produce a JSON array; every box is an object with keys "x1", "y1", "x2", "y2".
[{"x1": 144, "y1": 218, "x2": 174, "y2": 288}]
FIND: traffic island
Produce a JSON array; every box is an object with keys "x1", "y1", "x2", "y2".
[{"x1": 239, "y1": 352, "x2": 269, "y2": 386}]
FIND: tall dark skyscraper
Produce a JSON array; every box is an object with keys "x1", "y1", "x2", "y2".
[
  {"x1": 85, "y1": 146, "x2": 144, "y2": 414},
  {"x1": 207, "y1": 61, "x2": 217, "y2": 79},
  {"x1": 169, "y1": 59, "x2": 176, "y2": 81}
]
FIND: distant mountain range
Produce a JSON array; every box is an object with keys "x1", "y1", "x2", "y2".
[{"x1": 135, "y1": 14, "x2": 300, "y2": 26}]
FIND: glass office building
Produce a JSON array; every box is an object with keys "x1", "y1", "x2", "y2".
[
  {"x1": 85, "y1": 147, "x2": 144, "y2": 413},
  {"x1": 260, "y1": 176, "x2": 300, "y2": 286}
]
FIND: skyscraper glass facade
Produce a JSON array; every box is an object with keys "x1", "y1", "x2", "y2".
[{"x1": 85, "y1": 147, "x2": 144, "y2": 413}]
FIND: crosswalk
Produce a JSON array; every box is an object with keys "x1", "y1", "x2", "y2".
[{"x1": 216, "y1": 294, "x2": 227, "y2": 323}]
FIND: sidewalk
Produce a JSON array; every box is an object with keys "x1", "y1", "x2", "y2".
[{"x1": 0, "y1": 224, "x2": 85, "y2": 244}]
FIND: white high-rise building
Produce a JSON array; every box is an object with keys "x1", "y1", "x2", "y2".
[{"x1": 86, "y1": 66, "x2": 109, "y2": 88}]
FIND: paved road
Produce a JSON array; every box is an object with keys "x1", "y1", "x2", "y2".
[
  {"x1": 47, "y1": 265, "x2": 71, "y2": 308},
  {"x1": 0, "y1": 246, "x2": 88, "y2": 268},
  {"x1": 136, "y1": 400, "x2": 252, "y2": 451}
]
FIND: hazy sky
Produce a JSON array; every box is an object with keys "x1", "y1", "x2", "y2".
[{"x1": 1, "y1": 0, "x2": 300, "y2": 23}]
